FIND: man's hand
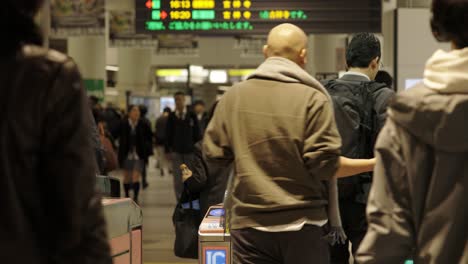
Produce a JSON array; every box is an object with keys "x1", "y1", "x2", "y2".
[{"x1": 180, "y1": 164, "x2": 193, "y2": 182}]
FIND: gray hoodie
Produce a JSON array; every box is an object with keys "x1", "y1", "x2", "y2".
[{"x1": 357, "y1": 48, "x2": 468, "y2": 263}]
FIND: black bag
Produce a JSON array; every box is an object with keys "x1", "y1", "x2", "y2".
[
  {"x1": 173, "y1": 191, "x2": 202, "y2": 259},
  {"x1": 323, "y1": 79, "x2": 386, "y2": 200}
]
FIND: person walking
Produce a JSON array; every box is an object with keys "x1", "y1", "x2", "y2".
[
  {"x1": 165, "y1": 92, "x2": 202, "y2": 201},
  {"x1": 193, "y1": 100, "x2": 209, "y2": 135},
  {"x1": 357, "y1": 1, "x2": 468, "y2": 263},
  {"x1": 203, "y1": 23, "x2": 375, "y2": 264},
  {"x1": 118, "y1": 105, "x2": 152, "y2": 203},
  {"x1": 139, "y1": 105, "x2": 154, "y2": 189},
  {"x1": 323, "y1": 33, "x2": 395, "y2": 264},
  {"x1": 155, "y1": 107, "x2": 172, "y2": 177},
  {"x1": 0, "y1": 1, "x2": 111, "y2": 263}
]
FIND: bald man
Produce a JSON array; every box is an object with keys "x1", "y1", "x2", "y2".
[{"x1": 203, "y1": 24, "x2": 374, "y2": 264}]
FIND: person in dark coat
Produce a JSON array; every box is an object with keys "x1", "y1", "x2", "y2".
[
  {"x1": 0, "y1": 1, "x2": 112, "y2": 263},
  {"x1": 165, "y1": 92, "x2": 202, "y2": 201},
  {"x1": 139, "y1": 105, "x2": 154, "y2": 189},
  {"x1": 118, "y1": 105, "x2": 152, "y2": 203},
  {"x1": 155, "y1": 107, "x2": 172, "y2": 177},
  {"x1": 179, "y1": 102, "x2": 234, "y2": 218},
  {"x1": 193, "y1": 100, "x2": 209, "y2": 135}
]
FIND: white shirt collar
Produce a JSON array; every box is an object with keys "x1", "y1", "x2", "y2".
[
  {"x1": 343, "y1": 71, "x2": 371, "y2": 81},
  {"x1": 128, "y1": 119, "x2": 138, "y2": 128},
  {"x1": 176, "y1": 109, "x2": 187, "y2": 118}
]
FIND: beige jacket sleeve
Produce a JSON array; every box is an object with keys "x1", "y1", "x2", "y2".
[
  {"x1": 356, "y1": 119, "x2": 414, "y2": 263},
  {"x1": 303, "y1": 93, "x2": 341, "y2": 180},
  {"x1": 203, "y1": 95, "x2": 234, "y2": 163}
]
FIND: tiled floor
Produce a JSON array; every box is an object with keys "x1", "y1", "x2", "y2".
[{"x1": 137, "y1": 162, "x2": 196, "y2": 264}]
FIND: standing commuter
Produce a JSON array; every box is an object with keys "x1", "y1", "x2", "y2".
[
  {"x1": 0, "y1": 0, "x2": 111, "y2": 263},
  {"x1": 155, "y1": 107, "x2": 172, "y2": 177},
  {"x1": 203, "y1": 24, "x2": 376, "y2": 264},
  {"x1": 118, "y1": 105, "x2": 152, "y2": 203},
  {"x1": 166, "y1": 92, "x2": 201, "y2": 201},
  {"x1": 357, "y1": 0, "x2": 468, "y2": 263},
  {"x1": 323, "y1": 33, "x2": 395, "y2": 264},
  {"x1": 193, "y1": 100, "x2": 209, "y2": 135},
  {"x1": 139, "y1": 105, "x2": 154, "y2": 189}
]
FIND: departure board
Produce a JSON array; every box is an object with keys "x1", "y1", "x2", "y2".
[{"x1": 135, "y1": 0, "x2": 381, "y2": 35}]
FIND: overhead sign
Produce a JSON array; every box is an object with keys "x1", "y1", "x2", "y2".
[
  {"x1": 109, "y1": 10, "x2": 158, "y2": 47},
  {"x1": 136, "y1": 0, "x2": 381, "y2": 35},
  {"x1": 51, "y1": 0, "x2": 105, "y2": 36}
]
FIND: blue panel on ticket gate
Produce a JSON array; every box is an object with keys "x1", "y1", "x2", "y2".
[
  {"x1": 205, "y1": 249, "x2": 227, "y2": 264},
  {"x1": 209, "y1": 208, "x2": 225, "y2": 217}
]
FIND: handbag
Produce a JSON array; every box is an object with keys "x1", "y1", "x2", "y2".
[{"x1": 172, "y1": 189, "x2": 202, "y2": 259}]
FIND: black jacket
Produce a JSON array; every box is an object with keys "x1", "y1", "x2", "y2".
[
  {"x1": 155, "y1": 115, "x2": 169, "y2": 145},
  {"x1": 183, "y1": 142, "x2": 233, "y2": 218},
  {"x1": 118, "y1": 119, "x2": 152, "y2": 165},
  {"x1": 165, "y1": 110, "x2": 201, "y2": 154},
  {"x1": 0, "y1": 45, "x2": 111, "y2": 263},
  {"x1": 325, "y1": 73, "x2": 395, "y2": 203}
]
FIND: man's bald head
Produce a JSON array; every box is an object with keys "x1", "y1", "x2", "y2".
[{"x1": 263, "y1": 24, "x2": 308, "y2": 67}]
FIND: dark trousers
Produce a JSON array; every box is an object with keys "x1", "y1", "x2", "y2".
[
  {"x1": 330, "y1": 200, "x2": 367, "y2": 264},
  {"x1": 232, "y1": 226, "x2": 329, "y2": 264}
]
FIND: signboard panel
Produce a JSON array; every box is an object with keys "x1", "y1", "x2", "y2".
[
  {"x1": 51, "y1": 0, "x2": 105, "y2": 36},
  {"x1": 136, "y1": 0, "x2": 381, "y2": 35}
]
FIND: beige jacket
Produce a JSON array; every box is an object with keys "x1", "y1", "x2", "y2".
[
  {"x1": 203, "y1": 57, "x2": 341, "y2": 230},
  {"x1": 357, "y1": 48, "x2": 468, "y2": 263}
]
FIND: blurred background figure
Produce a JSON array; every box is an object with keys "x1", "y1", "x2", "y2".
[
  {"x1": 0, "y1": 0, "x2": 111, "y2": 263},
  {"x1": 193, "y1": 100, "x2": 209, "y2": 135},
  {"x1": 375, "y1": 70, "x2": 396, "y2": 92},
  {"x1": 118, "y1": 105, "x2": 152, "y2": 203},
  {"x1": 165, "y1": 92, "x2": 201, "y2": 201},
  {"x1": 103, "y1": 102, "x2": 123, "y2": 142},
  {"x1": 155, "y1": 107, "x2": 172, "y2": 177},
  {"x1": 93, "y1": 108, "x2": 119, "y2": 175},
  {"x1": 139, "y1": 104, "x2": 154, "y2": 189}
]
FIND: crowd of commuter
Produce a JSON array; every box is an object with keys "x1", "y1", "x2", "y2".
[{"x1": 1, "y1": 0, "x2": 467, "y2": 263}]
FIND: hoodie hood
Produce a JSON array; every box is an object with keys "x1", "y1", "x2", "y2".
[
  {"x1": 424, "y1": 48, "x2": 468, "y2": 94},
  {"x1": 248, "y1": 57, "x2": 330, "y2": 98},
  {"x1": 390, "y1": 48, "x2": 468, "y2": 152}
]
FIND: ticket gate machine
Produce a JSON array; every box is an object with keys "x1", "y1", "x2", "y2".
[{"x1": 199, "y1": 205, "x2": 231, "y2": 264}]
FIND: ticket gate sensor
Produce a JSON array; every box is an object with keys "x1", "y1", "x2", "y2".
[{"x1": 199, "y1": 205, "x2": 231, "y2": 264}]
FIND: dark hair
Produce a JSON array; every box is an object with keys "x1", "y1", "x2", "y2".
[
  {"x1": 375, "y1": 70, "x2": 394, "y2": 91},
  {"x1": 431, "y1": 0, "x2": 468, "y2": 48},
  {"x1": 89, "y1": 96, "x2": 100, "y2": 107},
  {"x1": 1, "y1": 1, "x2": 44, "y2": 54},
  {"x1": 174, "y1": 92, "x2": 186, "y2": 98},
  {"x1": 139, "y1": 105, "x2": 148, "y2": 116},
  {"x1": 92, "y1": 108, "x2": 104, "y2": 123},
  {"x1": 193, "y1": 100, "x2": 205, "y2": 107},
  {"x1": 127, "y1": 104, "x2": 139, "y2": 113},
  {"x1": 346, "y1": 33, "x2": 381, "y2": 68},
  {"x1": 163, "y1": 107, "x2": 172, "y2": 113}
]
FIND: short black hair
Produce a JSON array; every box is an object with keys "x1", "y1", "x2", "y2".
[
  {"x1": 2, "y1": 0, "x2": 44, "y2": 53},
  {"x1": 431, "y1": 0, "x2": 468, "y2": 48},
  {"x1": 139, "y1": 105, "x2": 148, "y2": 116},
  {"x1": 174, "y1": 91, "x2": 185, "y2": 98},
  {"x1": 346, "y1": 33, "x2": 381, "y2": 68},
  {"x1": 375, "y1": 71, "x2": 394, "y2": 91},
  {"x1": 193, "y1": 100, "x2": 205, "y2": 107},
  {"x1": 163, "y1": 107, "x2": 172, "y2": 113},
  {"x1": 127, "y1": 104, "x2": 138, "y2": 113}
]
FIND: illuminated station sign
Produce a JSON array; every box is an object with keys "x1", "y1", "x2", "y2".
[{"x1": 136, "y1": 0, "x2": 381, "y2": 35}]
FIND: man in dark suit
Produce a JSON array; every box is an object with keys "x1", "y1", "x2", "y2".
[{"x1": 165, "y1": 92, "x2": 201, "y2": 201}]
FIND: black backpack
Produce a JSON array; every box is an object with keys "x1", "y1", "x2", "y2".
[{"x1": 323, "y1": 78, "x2": 387, "y2": 201}]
